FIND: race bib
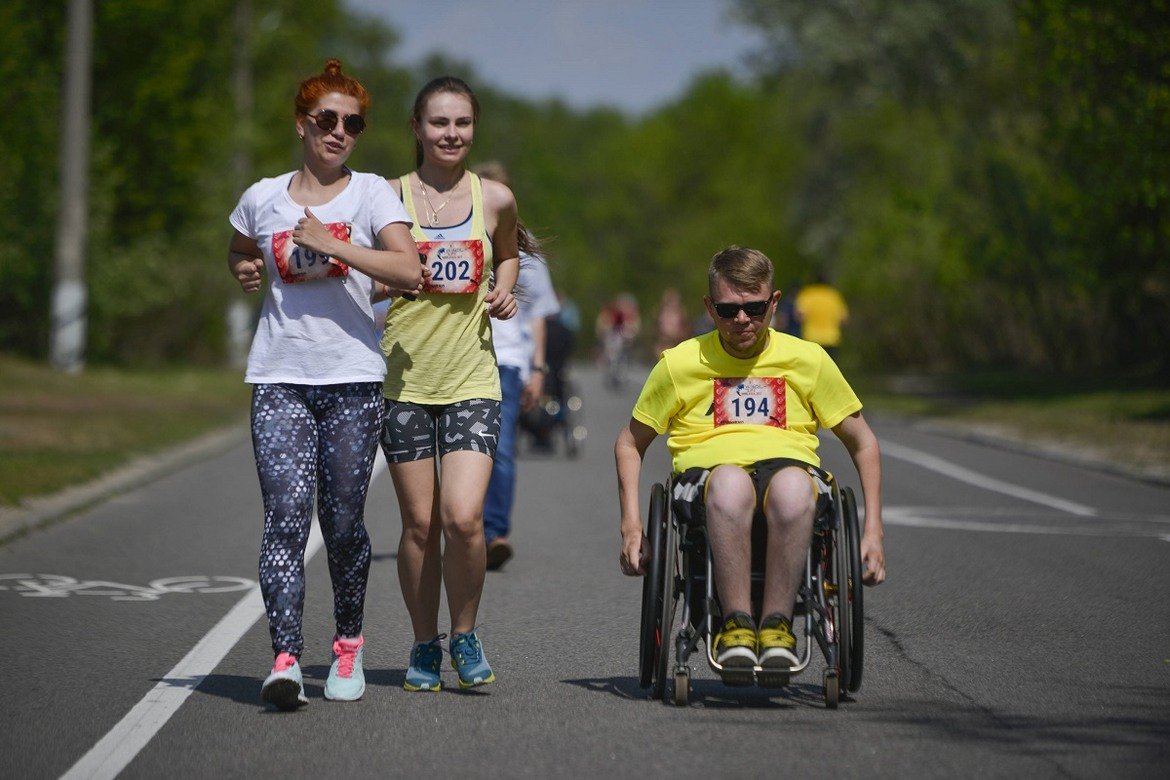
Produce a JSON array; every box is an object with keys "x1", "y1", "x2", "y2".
[
  {"x1": 418, "y1": 239, "x2": 485, "y2": 294},
  {"x1": 271, "y1": 222, "x2": 351, "y2": 284},
  {"x1": 712, "y1": 377, "x2": 787, "y2": 428}
]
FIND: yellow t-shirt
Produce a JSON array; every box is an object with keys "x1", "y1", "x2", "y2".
[
  {"x1": 632, "y1": 329, "x2": 862, "y2": 472},
  {"x1": 795, "y1": 283, "x2": 848, "y2": 347},
  {"x1": 381, "y1": 173, "x2": 501, "y2": 403}
]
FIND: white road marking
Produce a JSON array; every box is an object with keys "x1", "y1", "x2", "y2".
[
  {"x1": 881, "y1": 441, "x2": 1097, "y2": 517},
  {"x1": 0, "y1": 574, "x2": 254, "y2": 601},
  {"x1": 883, "y1": 508, "x2": 1169, "y2": 539},
  {"x1": 61, "y1": 452, "x2": 385, "y2": 780}
]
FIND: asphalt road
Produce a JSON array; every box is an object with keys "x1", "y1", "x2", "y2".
[{"x1": 1, "y1": 365, "x2": 1167, "y2": 779}]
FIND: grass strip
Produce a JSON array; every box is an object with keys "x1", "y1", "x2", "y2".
[{"x1": 0, "y1": 355, "x2": 251, "y2": 506}]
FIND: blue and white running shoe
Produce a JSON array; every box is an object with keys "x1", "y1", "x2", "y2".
[
  {"x1": 404, "y1": 635, "x2": 445, "y2": 692},
  {"x1": 449, "y1": 630, "x2": 496, "y2": 689}
]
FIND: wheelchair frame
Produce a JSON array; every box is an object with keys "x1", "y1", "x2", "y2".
[{"x1": 638, "y1": 475, "x2": 865, "y2": 708}]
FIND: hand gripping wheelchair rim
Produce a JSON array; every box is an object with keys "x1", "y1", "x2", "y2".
[{"x1": 637, "y1": 472, "x2": 864, "y2": 707}]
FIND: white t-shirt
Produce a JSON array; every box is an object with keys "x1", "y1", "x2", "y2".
[
  {"x1": 490, "y1": 252, "x2": 560, "y2": 379},
  {"x1": 229, "y1": 169, "x2": 411, "y2": 384}
]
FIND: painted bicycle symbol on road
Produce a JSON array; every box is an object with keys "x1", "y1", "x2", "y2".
[{"x1": 0, "y1": 574, "x2": 256, "y2": 602}]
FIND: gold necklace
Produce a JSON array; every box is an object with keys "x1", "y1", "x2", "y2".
[{"x1": 417, "y1": 173, "x2": 460, "y2": 226}]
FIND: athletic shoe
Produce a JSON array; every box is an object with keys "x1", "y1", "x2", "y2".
[
  {"x1": 261, "y1": 652, "x2": 308, "y2": 711},
  {"x1": 449, "y1": 630, "x2": 496, "y2": 688},
  {"x1": 404, "y1": 635, "x2": 445, "y2": 692},
  {"x1": 758, "y1": 614, "x2": 799, "y2": 668},
  {"x1": 324, "y1": 635, "x2": 365, "y2": 701},
  {"x1": 486, "y1": 538, "x2": 513, "y2": 571},
  {"x1": 713, "y1": 612, "x2": 759, "y2": 668}
]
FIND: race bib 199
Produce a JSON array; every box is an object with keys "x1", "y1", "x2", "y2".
[
  {"x1": 271, "y1": 222, "x2": 351, "y2": 284},
  {"x1": 712, "y1": 377, "x2": 787, "y2": 427},
  {"x1": 418, "y1": 239, "x2": 485, "y2": 294}
]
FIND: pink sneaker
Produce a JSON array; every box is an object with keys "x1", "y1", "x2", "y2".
[
  {"x1": 261, "y1": 652, "x2": 308, "y2": 710},
  {"x1": 324, "y1": 636, "x2": 366, "y2": 701}
]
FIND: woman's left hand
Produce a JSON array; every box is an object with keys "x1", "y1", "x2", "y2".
[
  {"x1": 485, "y1": 286, "x2": 517, "y2": 320},
  {"x1": 291, "y1": 207, "x2": 339, "y2": 258}
]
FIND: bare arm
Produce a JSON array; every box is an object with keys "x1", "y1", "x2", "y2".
[
  {"x1": 832, "y1": 411, "x2": 886, "y2": 585},
  {"x1": 227, "y1": 231, "x2": 264, "y2": 294},
  {"x1": 615, "y1": 418, "x2": 659, "y2": 575},
  {"x1": 521, "y1": 315, "x2": 547, "y2": 411},
  {"x1": 482, "y1": 180, "x2": 519, "y2": 319},
  {"x1": 292, "y1": 208, "x2": 422, "y2": 289}
]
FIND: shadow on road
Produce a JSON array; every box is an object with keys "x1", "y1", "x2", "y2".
[
  {"x1": 866, "y1": 688, "x2": 1170, "y2": 758},
  {"x1": 561, "y1": 676, "x2": 833, "y2": 710},
  {"x1": 153, "y1": 673, "x2": 287, "y2": 709},
  {"x1": 561, "y1": 676, "x2": 644, "y2": 699}
]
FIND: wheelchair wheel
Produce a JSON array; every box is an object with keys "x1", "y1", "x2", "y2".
[
  {"x1": 638, "y1": 483, "x2": 669, "y2": 691},
  {"x1": 823, "y1": 669, "x2": 840, "y2": 710},
  {"x1": 672, "y1": 668, "x2": 690, "y2": 706},
  {"x1": 654, "y1": 505, "x2": 677, "y2": 702},
  {"x1": 832, "y1": 485, "x2": 853, "y2": 697},
  {"x1": 842, "y1": 487, "x2": 865, "y2": 692}
]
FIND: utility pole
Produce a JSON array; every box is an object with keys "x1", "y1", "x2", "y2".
[
  {"x1": 50, "y1": 0, "x2": 93, "y2": 373},
  {"x1": 227, "y1": 0, "x2": 254, "y2": 368}
]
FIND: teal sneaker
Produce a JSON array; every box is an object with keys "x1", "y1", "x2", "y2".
[
  {"x1": 261, "y1": 652, "x2": 308, "y2": 711},
  {"x1": 324, "y1": 635, "x2": 365, "y2": 701},
  {"x1": 449, "y1": 630, "x2": 496, "y2": 688},
  {"x1": 404, "y1": 635, "x2": 445, "y2": 692}
]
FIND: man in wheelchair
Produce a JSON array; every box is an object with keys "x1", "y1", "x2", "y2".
[{"x1": 615, "y1": 246, "x2": 885, "y2": 678}]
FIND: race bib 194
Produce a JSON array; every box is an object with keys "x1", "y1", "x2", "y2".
[
  {"x1": 271, "y1": 222, "x2": 351, "y2": 284},
  {"x1": 418, "y1": 239, "x2": 485, "y2": 294},
  {"x1": 712, "y1": 377, "x2": 787, "y2": 427}
]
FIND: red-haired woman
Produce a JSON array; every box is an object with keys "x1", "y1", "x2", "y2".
[
  {"x1": 227, "y1": 59, "x2": 421, "y2": 710},
  {"x1": 377, "y1": 76, "x2": 518, "y2": 691}
]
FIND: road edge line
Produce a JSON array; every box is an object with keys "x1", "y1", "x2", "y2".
[{"x1": 60, "y1": 450, "x2": 386, "y2": 779}]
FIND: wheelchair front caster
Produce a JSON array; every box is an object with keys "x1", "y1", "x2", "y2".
[
  {"x1": 671, "y1": 669, "x2": 690, "y2": 706},
  {"x1": 823, "y1": 670, "x2": 839, "y2": 709}
]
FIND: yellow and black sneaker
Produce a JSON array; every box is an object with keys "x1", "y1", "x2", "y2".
[
  {"x1": 714, "y1": 612, "x2": 758, "y2": 684},
  {"x1": 759, "y1": 613, "x2": 798, "y2": 663},
  {"x1": 757, "y1": 613, "x2": 798, "y2": 687}
]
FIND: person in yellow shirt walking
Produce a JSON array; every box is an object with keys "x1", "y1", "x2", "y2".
[{"x1": 795, "y1": 272, "x2": 848, "y2": 360}]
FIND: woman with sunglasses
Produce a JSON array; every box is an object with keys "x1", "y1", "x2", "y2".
[
  {"x1": 376, "y1": 76, "x2": 518, "y2": 692},
  {"x1": 227, "y1": 59, "x2": 421, "y2": 711}
]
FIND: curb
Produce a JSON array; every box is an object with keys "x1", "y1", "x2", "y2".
[{"x1": 0, "y1": 424, "x2": 249, "y2": 546}]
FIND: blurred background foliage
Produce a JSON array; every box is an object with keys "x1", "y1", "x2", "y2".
[{"x1": 0, "y1": 0, "x2": 1166, "y2": 377}]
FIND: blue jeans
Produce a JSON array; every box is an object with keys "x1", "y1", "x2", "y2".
[{"x1": 484, "y1": 365, "x2": 522, "y2": 543}]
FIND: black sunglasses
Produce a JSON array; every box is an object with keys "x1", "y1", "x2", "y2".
[
  {"x1": 308, "y1": 109, "x2": 365, "y2": 137},
  {"x1": 712, "y1": 299, "x2": 771, "y2": 319}
]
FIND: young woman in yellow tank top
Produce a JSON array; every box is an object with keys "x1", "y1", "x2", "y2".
[{"x1": 378, "y1": 76, "x2": 519, "y2": 691}]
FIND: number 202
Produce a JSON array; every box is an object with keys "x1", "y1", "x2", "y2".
[{"x1": 431, "y1": 260, "x2": 470, "y2": 282}]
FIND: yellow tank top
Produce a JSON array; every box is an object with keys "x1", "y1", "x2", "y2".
[{"x1": 381, "y1": 172, "x2": 501, "y2": 403}]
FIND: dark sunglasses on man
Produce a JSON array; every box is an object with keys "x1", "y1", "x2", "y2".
[
  {"x1": 308, "y1": 109, "x2": 365, "y2": 137},
  {"x1": 711, "y1": 298, "x2": 771, "y2": 319}
]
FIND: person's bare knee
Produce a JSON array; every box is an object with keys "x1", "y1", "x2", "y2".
[
  {"x1": 763, "y1": 467, "x2": 816, "y2": 531},
  {"x1": 705, "y1": 464, "x2": 754, "y2": 524},
  {"x1": 441, "y1": 509, "x2": 483, "y2": 547}
]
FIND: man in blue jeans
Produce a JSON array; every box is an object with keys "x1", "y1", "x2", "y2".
[
  {"x1": 483, "y1": 249, "x2": 560, "y2": 569},
  {"x1": 478, "y1": 162, "x2": 561, "y2": 570}
]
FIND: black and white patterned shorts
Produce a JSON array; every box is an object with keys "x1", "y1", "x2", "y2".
[
  {"x1": 380, "y1": 397, "x2": 501, "y2": 463},
  {"x1": 670, "y1": 457, "x2": 833, "y2": 529}
]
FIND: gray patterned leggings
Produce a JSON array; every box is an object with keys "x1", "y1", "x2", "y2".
[{"x1": 251, "y1": 382, "x2": 382, "y2": 657}]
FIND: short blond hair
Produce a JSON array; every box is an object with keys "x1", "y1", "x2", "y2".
[{"x1": 708, "y1": 246, "x2": 774, "y2": 296}]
